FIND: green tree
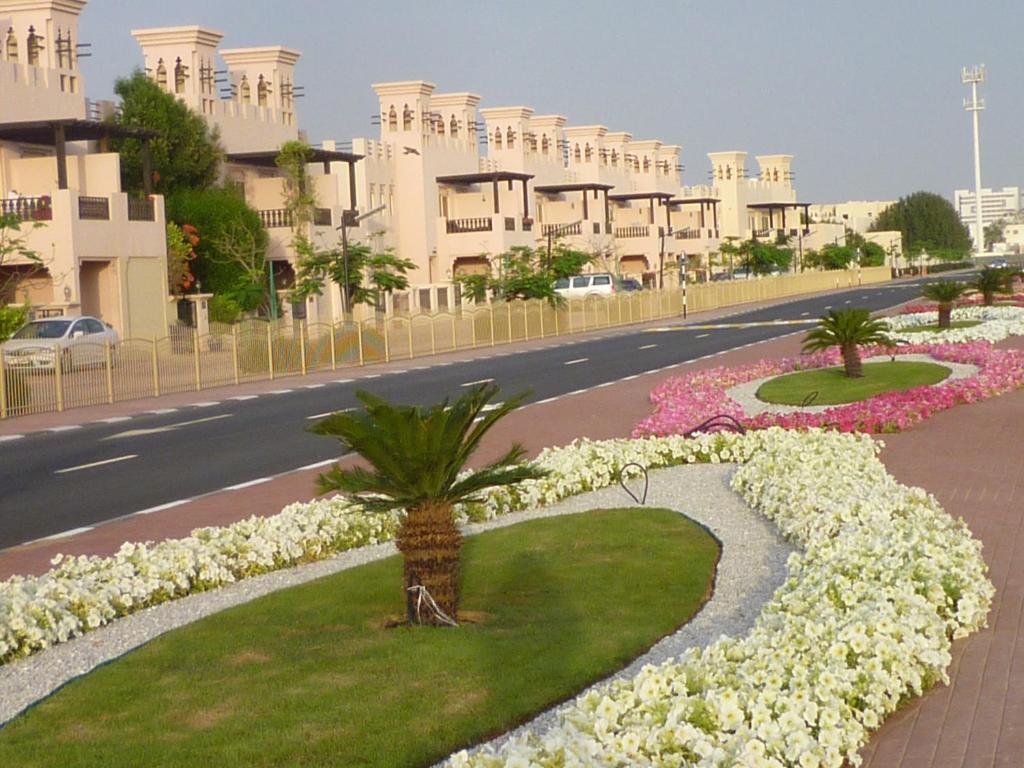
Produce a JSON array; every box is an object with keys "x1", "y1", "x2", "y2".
[
  {"x1": 806, "y1": 243, "x2": 856, "y2": 270},
  {"x1": 165, "y1": 188, "x2": 268, "y2": 311},
  {"x1": 310, "y1": 383, "x2": 547, "y2": 624},
  {"x1": 984, "y1": 220, "x2": 1005, "y2": 245},
  {"x1": 0, "y1": 213, "x2": 46, "y2": 340},
  {"x1": 871, "y1": 191, "x2": 972, "y2": 257},
  {"x1": 747, "y1": 240, "x2": 793, "y2": 275},
  {"x1": 802, "y1": 308, "x2": 890, "y2": 378},
  {"x1": 111, "y1": 71, "x2": 223, "y2": 194},
  {"x1": 291, "y1": 240, "x2": 414, "y2": 312},
  {"x1": 920, "y1": 280, "x2": 968, "y2": 328},
  {"x1": 972, "y1": 268, "x2": 1015, "y2": 306},
  {"x1": 165, "y1": 222, "x2": 197, "y2": 295}
]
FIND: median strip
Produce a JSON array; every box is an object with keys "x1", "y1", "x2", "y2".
[{"x1": 55, "y1": 454, "x2": 137, "y2": 475}]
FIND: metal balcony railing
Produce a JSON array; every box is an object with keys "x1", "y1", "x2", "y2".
[
  {"x1": 313, "y1": 208, "x2": 333, "y2": 227},
  {"x1": 675, "y1": 227, "x2": 702, "y2": 240},
  {"x1": 1, "y1": 196, "x2": 53, "y2": 221},
  {"x1": 446, "y1": 217, "x2": 492, "y2": 233},
  {"x1": 541, "y1": 222, "x2": 582, "y2": 236},
  {"x1": 615, "y1": 225, "x2": 650, "y2": 238},
  {"x1": 78, "y1": 196, "x2": 110, "y2": 220},
  {"x1": 504, "y1": 216, "x2": 516, "y2": 231},
  {"x1": 259, "y1": 208, "x2": 333, "y2": 229},
  {"x1": 127, "y1": 197, "x2": 155, "y2": 222}
]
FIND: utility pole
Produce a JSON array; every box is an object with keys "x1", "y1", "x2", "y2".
[
  {"x1": 962, "y1": 64, "x2": 986, "y2": 259},
  {"x1": 336, "y1": 204, "x2": 386, "y2": 315}
]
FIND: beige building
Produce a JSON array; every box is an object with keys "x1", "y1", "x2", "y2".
[
  {"x1": 809, "y1": 200, "x2": 895, "y2": 234},
  {"x1": 1, "y1": 0, "x2": 168, "y2": 338}
]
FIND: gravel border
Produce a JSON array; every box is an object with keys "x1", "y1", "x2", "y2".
[
  {"x1": 726, "y1": 353, "x2": 979, "y2": 417},
  {"x1": 0, "y1": 464, "x2": 794, "y2": 746}
]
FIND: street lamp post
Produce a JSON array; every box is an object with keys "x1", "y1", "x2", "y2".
[
  {"x1": 336, "y1": 204, "x2": 386, "y2": 315},
  {"x1": 962, "y1": 65, "x2": 986, "y2": 259}
]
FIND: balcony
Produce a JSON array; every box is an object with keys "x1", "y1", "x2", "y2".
[
  {"x1": 258, "y1": 207, "x2": 334, "y2": 229},
  {"x1": 78, "y1": 196, "x2": 110, "y2": 220},
  {"x1": 541, "y1": 222, "x2": 582, "y2": 236},
  {"x1": 127, "y1": 196, "x2": 156, "y2": 222},
  {"x1": 446, "y1": 217, "x2": 493, "y2": 234},
  {"x1": 674, "y1": 228, "x2": 719, "y2": 240},
  {"x1": 0, "y1": 196, "x2": 53, "y2": 222},
  {"x1": 615, "y1": 225, "x2": 651, "y2": 238}
]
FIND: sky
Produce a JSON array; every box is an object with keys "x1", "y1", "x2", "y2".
[{"x1": 75, "y1": 0, "x2": 1024, "y2": 203}]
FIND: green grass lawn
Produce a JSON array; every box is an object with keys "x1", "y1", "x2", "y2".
[
  {"x1": 756, "y1": 361, "x2": 951, "y2": 406},
  {"x1": 0, "y1": 508, "x2": 719, "y2": 768},
  {"x1": 897, "y1": 320, "x2": 982, "y2": 334}
]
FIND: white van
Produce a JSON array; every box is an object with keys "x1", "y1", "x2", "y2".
[{"x1": 553, "y1": 273, "x2": 616, "y2": 299}]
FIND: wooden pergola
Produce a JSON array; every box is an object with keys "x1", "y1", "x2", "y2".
[
  {"x1": 227, "y1": 148, "x2": 364, "y2": 214},
  {"x1": 436, "y1": 170, "x2": 534, "y2": 218}
]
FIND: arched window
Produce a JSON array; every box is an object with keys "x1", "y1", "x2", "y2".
[
  {"x1": 573, "y1": 144, "x2": 581, "y2": 162},
  {"x1": 506, "y1": 127, "x2": 514, "y2": 148},
  {"x1": 541, "y1": 134, "x2": 549, "y2": 154},
  {"x1": 642, "y1": 156, "x2": 650, "y2": 172},
  {"x1": 388, "y1": 106, "x2": 398, "y2": 131},
  {"x1": 584, "y1": 144, "x2": 592, "y2": 162},
  {"x1": 493, "y1": 128, "x2": 503, "y2": 149},
  {"x1": 155, "y1": 59, "x2": 167, "y2": 89},
  {"x1": 773, "y1": 169, "x2": 779, "y2": 182},
  {"x1": 633, "y1": 157, "x2": 640, "y2": 172},
  {"x1": 26, "y1": 25, "x2": 41, "y2": 66},
  {"x1": 437, "y1": 117, "x2": 445, "y2": 136},
  {"x1": 725, "y1": 165, "x2": 732, "y2": 180},
  {"x1": 4, "y1": 27, "x2": 17, "y2": 62},
  {"x1": 174, "y1": 57, "x2": 187, "y2": 94},
  {"x1": 450, "y1": 115, "x2": 459, "y2": 137},
  {"x1": 239, "y1": 75, "x2": 251, "y2": 104},
  {"x1": 402, "y1": 104, "x2": 413, "y2": 130},
  {"x1": 611, "y1": 150, "x2": 618, "y2": 167},
  {"x1": 257, "y1": 74, "x2": 269, "y2": 107}
]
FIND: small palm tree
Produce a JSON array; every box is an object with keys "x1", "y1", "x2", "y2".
[
  {"x1": 972, "y1": 268, "x2": 1015, "y2": 306},
  {"x1": 920, "y1": 280, "x2": 968, "y2": 328},
  {"x1": 802, "y1": 308, "x2": 890, "y2": 378},
  {"x1": 309, "y1": 383, "x2": 546, "y2": 626}
]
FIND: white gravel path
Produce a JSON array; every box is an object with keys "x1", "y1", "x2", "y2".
[
  {"x1": 726, "y1": 353, "x2": 979, "y2": 417},
  {"x1": 0, "y1": 463, "x2": 794, "y2": 750}
]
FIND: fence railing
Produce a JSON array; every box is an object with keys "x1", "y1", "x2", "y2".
[
  {"x1": 616, "y1": 225, "x2": 650, "y2": 238},
  {"x1": 127, "y1": 197, "x2": 155, "y2": 222},
  {"x1": 1, "y1": 196, "x2": 53, "y2": 221},
  {"x1": 0, "y1": 266, "x2": 892, "y2": 420},
  {"x1": 78, "y1": 196, "x2": 110, "y2": 220},
  {"x1": 446, "y1": 217, "x2": 492, "y2": 234}
]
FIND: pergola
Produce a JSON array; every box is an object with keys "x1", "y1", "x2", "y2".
[
  {"x1": 746, "y1": 200, "x2": 811, "y2": 234},
  {"x1": 608, "y1": 190, "x2": 675, "y2": 227},
  {"x1": 436, "y1": 170, "x2": 533, "y2": 218},
  {"x1": 226, "y1": 148, "x2": 364, "y2": 213},
  {"x1": 668, "y1": 196, "x2": 720, "y2": 232},
  {"x1": 534, "y1": 182, "x2": 613, "y2": 222},
  {"x1": 0, "y1": 119, "x2": 158, "y2": 193}
]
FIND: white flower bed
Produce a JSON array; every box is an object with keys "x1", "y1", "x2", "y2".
[
  {"x1": 449, "y1": 429, "x2": 994, "y2": 768},
  {"x1": 884, "y1": 305, "x2": 1024, "y2": 344},
  {"x1": 0, "y1": 429, "x2": 993, "y2": 768}
]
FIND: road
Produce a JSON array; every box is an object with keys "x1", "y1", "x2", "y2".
[{"x1": 0, "y1": 277, "x2": 958, "y2": 549}]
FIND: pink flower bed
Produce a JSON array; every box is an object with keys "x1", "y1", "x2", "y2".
[
  {"x1": 633, "y1": 341, "x2": 1024, "y2": 436},
  {"x1": 900, "y1": 294, "x2": 1024, "y2": 314}
]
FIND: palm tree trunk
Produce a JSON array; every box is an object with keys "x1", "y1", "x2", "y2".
[
  {"x1": 396, "y1": 501, "x2": 461, "y2": 625},
  {"x1": 937, "y1": 302, "x2": 952, "y2": 329},
  {"x1": 842, "y1": 343, "x2": 863, "y2": 378},
  {"x1": 983, "y1": 291, "x2": 995, "y2": 307}
]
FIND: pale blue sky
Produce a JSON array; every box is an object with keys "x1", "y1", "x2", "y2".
[{"x1": 77, "y1": 0, "x2": 1023, "y2": 202}]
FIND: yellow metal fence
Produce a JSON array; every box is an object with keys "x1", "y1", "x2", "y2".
[{"x1": 0, "y1": 266, "x2": 891, "y2": 419}]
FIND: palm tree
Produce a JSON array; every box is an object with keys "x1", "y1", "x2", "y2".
[
  {"x1": 802, "y1": 308, "x2": 890, "y2": 378},
  {"x1": 972, "y1": 268, "x2": 1015, "y2": 306},
  {"x1": 920, "y1": 280, "x2": 968, "y2": 328},
  {"x1": 309, "y1": 383, "x2": 546, "y2": 626}
]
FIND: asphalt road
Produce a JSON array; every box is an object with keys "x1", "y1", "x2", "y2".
[{"x1": 0, "y1": 277, "x2": 961, "y2": 549}]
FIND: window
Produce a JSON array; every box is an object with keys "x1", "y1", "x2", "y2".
[
  {"x1": 643, "y1": 157, "x2": 650, "y2": 172},
  {"x1": 388, "y1": 106, "x2": 398, "y2": 131},
  {"x1": 450, "y1": 115, "x2": 459, "y2": 137},
  {"x1": 85, "y1": 319, "x2": 105, "y2": 334},
  {"x1": 26, "y1": 25, "x2": 41, "y2": 66},
  {"x1": 493, "y1": 128, "x2": 502, "y2": 149},
  {"x1": 593, "y1": 275, "x2": 611, "y2": 286},
  {"x1": 174, "y1": 57, "x2": 188, "y2": 94},
  {"x1": 155, "y1": 59, "x2": 167, "y2": 89},
  {"x1": 584, "y1": 144, "x2": 592, "y2": 162},
  {"x1": 240, "y1": 75, "x2": 251, "y2": 104},
  {"x1": 402, "y1": 105, "x2": 413, "y2": 130},
  {"x1": 572, "y1": 276, "x2": 589, "y2": 288},
  {"x1": 437, "y1": 118, "x2": 445, "y2": 136},
  {"x1": 506, "y1": 127, "x2": 515, "y2": 148},
  {"x1": 611, "y1": 150, "x2": 618, "y2": 166},
  {"x1": 554, "y1": 278, "x2": 570, "y2": 289},
  {"x1": 541, "y1": 134, "x2": 549, "y2": 154},
  {"x1": 257, "y1": 74, "x2": 269, "y2": 107},
  {"x1": 573, "y1": 144, "x2": 581, "y2": 162}
]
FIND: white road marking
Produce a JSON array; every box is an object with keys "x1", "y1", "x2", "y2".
[
  {"x1": 223, "y1": 477, "x2": 271, "y2": 491},
  {"x1": 304, "y1": 383, "x2": 326, "y2": 389},
  {"x1": 363, "y1": 374, "x2": 381, "y2": 379},
  {"x1": 480, "y1": 402, "x2": 503, "y2": 412},
  {"x1": 230, "y1": 395, "x2": 258, "y2": 401},
  {"x1": 297, "y1": 458, "x2": 337, "y2": 471},
  {"x1": 269, "y1": 389, "x2": 293, "y2": 394},
  {"x1": 800, "y1": 312, "x2": 810, "y2": 316},
  {"x1": 638, "y1": 344, "x2": 658, "y2": 350},
  {"x1": 48, "y1": 425, "x2": 81, "y2": 432},
  {"x1": 56, "y1": 454, "x2": 137, "y2": 474},
  {"x1": 390, "y1": 369, "x2": 408, "y2": 375},
  {"x1": 193, "y1": 401, "x2": 220, "y2": 408},
  {"x1": 39, "y1": 526, "x2": 94, "y2": 541},
  {"x1": 462, "y1": 378, "x2": 494, "y2": 387},
  {"x1": 105, "y1": 413, "x2": 232, "y2": 440},
  {"x1": 306, "y1": 408, "x2": 354, "y2": 420},
  {"x1": 564, "y1": 358, "x2": 588, "y2": 365},
  {"x1": 844, "y1": 300, "x2": 852, "y2": 304},
  {"x1": 333, "y1": 378, "x2": 354, "y2": 384},
  {"x1": 147, "y1": 408, "x2": 177, "y2": 415},
  {"x1": 696, "y1": 333, "x2": 710, "y2": 339},
  {"x1": 0, "y1": 434, "x2": 25, "y2": 442},
  {"x1": 98, "y1": 416, "x2": 132, "y2": 424},
  {"x1": 135, "y1": 499, "x2": 190, "y2": 515}
]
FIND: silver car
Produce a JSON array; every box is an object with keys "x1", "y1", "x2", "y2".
[{"x1": 2, "y1": 316, "x2": 119, "y2": 371}]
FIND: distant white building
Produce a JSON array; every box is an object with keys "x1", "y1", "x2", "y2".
[
  {"x1": 954, "y1": 186, "x2": 1021, "y2": 247},
  {"x1": 808, "y1": 200, "x2": 895, "y2": 234}
]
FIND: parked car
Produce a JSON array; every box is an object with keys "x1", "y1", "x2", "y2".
[
  {"x1": 986, "y1": 258, "x2": 1009, "y2": 269},
  {"x1": 1, "y1": 316, "x2": 118, "y2": 371},
  {"x1": 617, "y1": 277, "x2": 643, "y2": 292},
  {"x1": 553, "y1": 272, "x2": 616, "y2": 299}
]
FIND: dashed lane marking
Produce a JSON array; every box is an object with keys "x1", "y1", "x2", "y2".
[
  {"x1": 638, "y1": 344, "x2": 658, "y2": 350},
  {"x1": 147, "y1": 408, "x2": 177, "y2": 415},
  {"x1": 48, "y1": 425, "x2": 81, "y2": 432},
  {"x1": 193, "y1": 401, "x2": 220, "y2": 408},
  {"x1": 0, "y1": 434, "x2": 25, "y2": 442},
  {"x1": 696, "y1": 333, "x2": 710, "y2": 338},
  {"x1": 104, "y1": 413, "x2": 233, "y2": 440},
  {"x1": 304, "y1": 383, "x2": 326, "y2": 389},
  {"x1": 98, "y1": 416, "x2": 132, "y2": 424},
  {"x1": 461, "y1": 378, "x2": 494, "y2": 387},
  {"x1": 230, "y1": 395, "x2": 258, "y2": 401},
  {"x1": 564, "y1": 358, "x2": 589, "y2": 365},
  {"x1": 269, "y1": 389, "x2": 293, "y2": 394},
  {"x1": 222, "y1": 477, "x2": 271, "y2": 491},
  {"x1": 56, "y1": 454, "x2": 137, "y2": 474}
]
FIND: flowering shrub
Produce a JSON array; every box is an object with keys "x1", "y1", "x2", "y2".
[
  {"x1": 450, "y1": 429, "x2": 994, "y2": 768},
  {"x1": 900, "y1": 294, "x2": 1024, "y2": 314},
  {"x1": 884, "y1": 305, "x2": 1024, "y2": 344},
  {"x1": 634, "y1": 342, "x2": 1024, "y2": 436}
]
